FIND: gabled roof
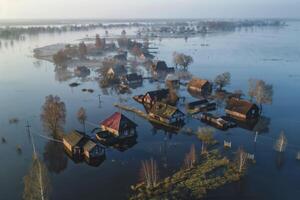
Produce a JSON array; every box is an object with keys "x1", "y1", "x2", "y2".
[
  {"x1": 101, "y1": 112, "x2": 137, "y2": 132},
  {"x1": 150, "y1": 102, "x2": 184, "y2": 119},
  {"x1": 83, "y1": 140, "x2": 97, "y2": 152},
  {"x1": 146, "y1": 89, "x2": 169, "y2": 99},
  {"x1": 156, "y1": 61, "x2": 168, "y2": 70},
  {"x1": 188, "y1": 78, "x2": 210, "y2": 89},
  {"x1": 63, "y1": 130, "x2": 85, "y2": 147},
  {"x1": 226, "y1": 98, "x2": 258, "y2": 115}
]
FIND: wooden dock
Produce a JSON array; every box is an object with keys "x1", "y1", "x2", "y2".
[{"x1": 114, "y1": 103, "x2": 182, "y2": 131}]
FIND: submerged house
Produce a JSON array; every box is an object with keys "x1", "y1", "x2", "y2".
[
  {"x1": 152, "y1": 61, "x2": 175, "y2": 74},
  {"x1": 142, "y1": 89, "x2": 170, "y2": 105},
  {"x1": 123, "y1": 73, "x2": 143, "y2": 85},
  {"x1": 188, "y1": 78, "x2": 212, "y2": 95},
  {"x1": 100, "y1": 112, "x2": 137, "y2": 139},
  {"x1": 225, "y1": 97, "x2": 260, "y2": 120},
  {"x1": 149, "y1": 102, "x2": 185, "y2": 124},
  {"x1": 106, "y1": 64, "x2": 127, "y2": 80},
  {"x1": 113, "y1": 52, "x2": 127, "y2": 62},
  {"x1": 74, "y1": 66, "x2": 90, "y2": 77},
  {"x1": 165, "y1": 74, "x2": 180, "y2": 88},
  {"x1": 63, "y1": 130, "x2": 104, "y2": 159}
]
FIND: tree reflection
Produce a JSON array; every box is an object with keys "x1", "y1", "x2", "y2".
[
  {"x1": 54, "y1": 66, "x2": 74, "y2": 82},
  {"x1": 43, "y1": 141, "x2": 68, "y2": 174}
]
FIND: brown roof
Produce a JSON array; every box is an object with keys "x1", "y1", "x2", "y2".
[
  {"x1": 101, "y1": 112, "x2": 137, "y2": 132},
  {"x1": 63, "y1": 130, "x2": 85, "y2": 147},
  {"x1": 226, "y1": 98, "x2": 257, "y2": 115},
  {"x1": 188, "y1": 78, "x2": 210, "y2": 89},
  {"x1": 150, "y1": 102, "x2": 184, "y2": 119}
]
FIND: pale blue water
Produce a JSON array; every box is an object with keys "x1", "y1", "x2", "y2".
[{"x1": 0, "y1": 21, "x2": 300, "y2": 200}]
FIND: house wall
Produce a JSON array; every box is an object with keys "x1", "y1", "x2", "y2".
[
  {"x1": 101, "y1": 125, "x2": 119, "y2": 136},
  {"x1": 63, "y1": 139, "x2": 73, "y2": 152},
  {"x1": 225, "y1": 109, "x2": 247, "y2": 120}
]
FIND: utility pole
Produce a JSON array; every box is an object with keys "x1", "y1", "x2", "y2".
[
  {"x1": 98, "y1": 94, "x2": 102, "y2": 108},
  {"x1": 26, "y1": 120, "x2": 37, "y2": 158}
]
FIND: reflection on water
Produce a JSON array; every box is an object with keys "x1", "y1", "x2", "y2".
[{"x1": 43, "y1": 141, "x2": 68, "y2": 174}]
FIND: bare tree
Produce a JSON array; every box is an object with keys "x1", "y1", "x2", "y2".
[
  {"x1": 77, "y1": 107, "x2": 87, "y2": 133},
  {"x1": 214, "y1": 72, "x2": 231, "y2": 91},
  {"x1": 236, "y1": 147, "x2": 248, "y2": 173},
  {"x1": 248, "y1": 79, "x2": 273, "y2": 113},
  {"x1": 275, "y1": 131, "x2": 287, "y2": 152},
  {"x1": 23, "y1": 156, "x2": 51, "y2": 200},
  {"x1": 140, "y1": 158, "x2": 159, "y2": 188},
  {"x1": 173, "y1": 52, "x2": 193, "y2": 69},
  {"x1": 197, "y1": 127, "x2": 215, "y2": 154},
  {"x1": 40, "y1": 95, "x2": 66, "y2": 139},
  {"x1": 183, "y1": 144, "x2": 197, "y2": 169}
]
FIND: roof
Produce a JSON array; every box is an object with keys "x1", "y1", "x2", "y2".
[
  {"x1": 146, "y1": 89, "x2": 169, "y2": 100},
  {"x1": 155, "y1": 61, "x2": 168, "y2": 71},
  {"x1": 187, "y1": 99, "x2": 209, "y2": 108},
  {"x1": 165, "y1": 74, "x2": 179, "y2": 81},
  {"x1": 101, "y1": 112, "x2": 137, "y2": 132},
  {"x1": 83, "y1": 140, "x2": 97, "y2": 152},
  {"x1": 188, "y1": 78, "x2": 210, "y2": 89},
  {"x1": 226, "y1": 98, "x2": 257, "y2": 115},
  {"x1": 63, "y1": 130, "x2": 85, "y2": 147},
  {"x1": 126, "y1": 73, "x2": 142, "y2": 81},
  {"x1": 150, "y1": 102, "x2": 184, "y2": 119}
]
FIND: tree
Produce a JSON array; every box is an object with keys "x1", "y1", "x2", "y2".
[
  {"x1": 23, "y1": 156, "x2": 51, "y2": 200},
  {"x1": 121, "y1": 29, "x2": 126, "y2": 37},
  {"x1": 173, "y1": 52, "x2": 193, "y2": 69},
  {"x1": 275, "y1": 131, "x2": 287, "y2": 152},
  {"x1": 40, "y1": 95, "x2": 66, "y2": 139},
  {"x1": 95, "y1": 34, "x2": 102, "y2": 49},
  {"x1": 78, "y1": 41, "x2": 87, "y2": 58},
  {"x1": 77, "y1": 107, "x2": 87, "y2": 133},
  {"x1": 43, "y1": 141, "x2": 68, "y2": 174},
  {"x1": 248, "y1": 79, "x2": 273, "y2": 113},
  {"x1": 197, "y1": 127, "x2": 215, "y2": 154},
  {"x1": 183, "y1": 144, "x2": 196, "y2": 169},
  {"x1": 140, "y1": 158, "x2": 159, "y2": 189},
  {"x1": 236, "y1": 147, "x2": 248, "y2": 173},
  {"x1": 53, "y1": 50, "x2": 68, "y2": 66},
  {"x1": 214, "y1": 72, "x2": 231, "y2": 91}
]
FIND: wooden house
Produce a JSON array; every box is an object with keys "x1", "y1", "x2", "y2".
[
  {"x1": 63, "y1": 130, "x2": 87, "y2": 156},
  {"x1": 106, "y1": 64, "x2": 127, "y2": 79},
  {"x1": 225, "y1": 97, "x2": 260, "y2": 120},
  {"x1": 188, "y1": 78, "x2": 212, "y2": 95},
  {"x1": 152, "y1": 61, "x2": 175, "y2": 73},
  {"x1": 100, "y1": 112, "x2": 137, "y2": 139},
  {"x1": 165, "y1": 74, "x2": 180, "y2": 88},
  {"x1": 149, "y1": 102, "x2": 185, "y2": 124},
  {"x1": 142, "y1": 89, "x2": 169, "y2": 105}
]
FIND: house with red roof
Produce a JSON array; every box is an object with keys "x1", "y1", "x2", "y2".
[{"x1": 100, "y1": 112, "x2": 137, "y2": 138}]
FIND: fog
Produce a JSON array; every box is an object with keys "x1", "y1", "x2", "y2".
[{"x1": 0, "y1": 0, "x2": 299, "y2": 19}]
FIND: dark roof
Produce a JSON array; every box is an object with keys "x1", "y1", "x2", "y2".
[
  {"x1": 63, "y1": 130, "x2": 85, "y2": 147},
  {"x1": 146, "y1": 89, "x2": 169, "y2": 100},
  {"x1": 101, "y1": 112, "x2": 137, "y2": 132},
  {"x1": 126, "y1": 73, "x2": 142, "y2": 81},
  {"x1": 150, "y1": 102, "x2": 184, "y2": 119},
  {"x1": 187, "y1": 99, "x2": 209, "y2": 108},
  {"x1": 155, "y1": 61, "x2": 168, "y2": 70},
  {"x1": 226, "y1": 98, "x2": 258, "y2": 115},
  {"x1": 114, "y1": 52, "x2": 127, "y2": 61}
]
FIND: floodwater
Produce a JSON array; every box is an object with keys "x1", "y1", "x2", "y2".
[{"x1": 1, "y1": 21, "x2": 300, "y2": 200}]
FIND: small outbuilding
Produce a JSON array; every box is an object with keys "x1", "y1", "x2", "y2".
[
  {"x1": 152, "y1": 61, "x2": 175, "y2": 73},
  {"x1": 123, "y1": 73, "x2": 143, "y2": 85},
  {"x1": 149, "y1": 102, "x2": 185, "y2": 124},
  {"x1": 165, "y1": 74, "x2": 180, "y2": 88},
  {"x1": 225, "y1": 97, "x2": 260, "y2": 120},
  {"x1": 188, "y1": 78, "x2": 212, "y2": 95},
  {"x1": 83, "y1": 140, "x2": 105, "y2": 159},
  {"x1": 100, "y1": 112, "x2": 137, "y2": 139}
]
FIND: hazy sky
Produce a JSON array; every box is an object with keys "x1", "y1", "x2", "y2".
[{"x1": 0, "y1": 0, "x2": 299, "y2": 19}]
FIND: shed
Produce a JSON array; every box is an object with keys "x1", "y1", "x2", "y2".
[
  {"x1": 63, "y1": 130, "x2": 87, "y2": 156},
  {"x1": 149, "y1": 102, "x2": 185, "y2": 124},
  {"x1": 124, "y1": 73, "x2": 143, "y2": 85},
  {"x1": 83, "y1": 140, "x2": 105, "y2": 159},
  {"x1": 152, "y1": 61, "x2": 175, "y2": 73},
  {"x1": 100, "y1": 112, "x2": 137, "y2": 138},
  {"x1": 225, "y1": 97, "x2": 260, "y2": 120}
]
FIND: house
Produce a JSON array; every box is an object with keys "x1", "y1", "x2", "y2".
[
  {"x1": 63, "y1": 130, "x2": 104, "y2": 159},
  {"x1": 74, "y1": 66, "x2": 90, "y2": 77},
  {"x1": 113, "y1": 52, "x2": 127, "y2": 62},
  {"x1": 63, "y1": 130, "x2": 87, "y2": 156},
  {"x1": 149, "y1": 102, "x2": 185, "y2": 124},
  {"x1": 106, "y1": 64, "x2": 127, "y2": 79},
  {"x1": 188, "y1": 78, "x2": 212, "y2": 95},
  {"x1": 186, "y1": 99, "x2": 216, "y2": 114},
  {"x1": 100, "y1": 112, "x2": 137, "y2": 138},
  {"x1": 142, "y1": 89, "x2": 169, "y2": 105},
  {"x1": 225, "y1": 97, "x2": 260, "y2": 120},
  {"x1": 152, "y1": 61, "x2": 175, "y2": 73},
  {"x1": 83, "y1": 140, "x2": 105, "y2": 159},
  {"x1": 123, "y1": 73, "x2": 143, "y2": 85}
]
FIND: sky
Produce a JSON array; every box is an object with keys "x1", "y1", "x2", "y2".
[{"x1": 0, "y1": 0, "x2": 299, "y2": 19}]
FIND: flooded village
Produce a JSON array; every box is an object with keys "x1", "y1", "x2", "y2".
[{"x1": 0, "y1": 18, "x2": 300, "y2": 200}]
